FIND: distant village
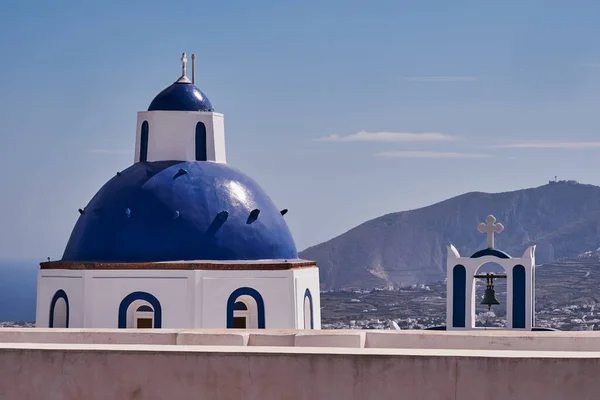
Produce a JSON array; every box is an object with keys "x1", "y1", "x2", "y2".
[{"x1": 320, "y1": 279, "x2": 600, "y2": 331}]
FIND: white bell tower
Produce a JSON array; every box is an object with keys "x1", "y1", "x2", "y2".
[
  {"x1": 446, "y1": 215, "x2": 536, "y2": 330},
  {"x1": 134, "y1": 53, "x2": 226, "y2": 164}
]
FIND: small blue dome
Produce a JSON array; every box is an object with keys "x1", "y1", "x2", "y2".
[
  {"x1": 62, "y1": 161, "x2": 297, "y2": 262},
  {"x1": 148, "y1": 81, "x2": 213, "y2": 112}
]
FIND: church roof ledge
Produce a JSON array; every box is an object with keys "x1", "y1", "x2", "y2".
[{"x1": 40, "y1": 259, "x2": 317, "y2": 271}]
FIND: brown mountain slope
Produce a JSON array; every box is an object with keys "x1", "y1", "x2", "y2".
[{"x1": 300, "y1": 181, "x2": 600, "y2": 289}]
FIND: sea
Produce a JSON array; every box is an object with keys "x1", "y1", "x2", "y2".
[{"x1": 0, "y1": 259, "x2": 39, "y2": 322}]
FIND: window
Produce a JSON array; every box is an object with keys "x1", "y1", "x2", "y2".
[
  {"x1": 135, "y1": 305, "x2": 154, "y2": 328},
  {"x1": 233, "y1": 301, "x2": 249, "y2": 328},
  {"x1": 303, "y1": 289, "x2": 313, "y2": 329},
  {"x1": 195, "y1": 122, "x2": 207, "y2": 161},
  {"x1": 140, "y1": 121, "x2": 149, "y2": 162},
  {"x1": 118, "y1": 291, "x2": 162, "y2": 329},
  {"x1": 226, "y1": 287, "x2": 265, "y2": 329},
  {"x1": 49, "y1": 289, "x2": 69, "y2": 328}
]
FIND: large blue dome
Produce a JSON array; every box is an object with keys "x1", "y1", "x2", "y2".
[
  {"x1": 62, "y1": 161, "x2": 297, "y2": 262},
  {"x1": 148, "y1": 81, "x2": 213, "y2": 112}
]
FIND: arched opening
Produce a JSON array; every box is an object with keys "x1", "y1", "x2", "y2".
[
  {"x1": 140, "y1": 121, "x2": 149, "y2": 162},
  {"x1": 303, "y1": 288, "x2": 313, "y2": 329},
  {"x1": 118, "y1": 292, "x2": 162, "y2": 328},
  {"x1": 513, "y1": 265, "x2": 526, "y2": 329},
  {"x1": 195, "y1": 122, "x2": 207, "y2": 161},
  {"x1": 233, "y1": 301, "x2": 249, "y2": 328},
  {"x1": 226, "y1": 287, "x2": 265, "y2": 329},
  {"x1": 474, "y1": 262, "x2": 507, "y2": 328},
  {"x1": 452, "y1": 265, "x2": 466, "y2": 328},
  {"x1": 134, "y1": 304, "x2": 154, "y2": 328},
  {"x1": 49, "y1": 289, "x2": 69, "y2": 328}
]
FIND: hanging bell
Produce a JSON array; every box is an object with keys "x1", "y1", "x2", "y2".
[{"x1": 481, "y1": 286, "x2": 500, "y2": 310}]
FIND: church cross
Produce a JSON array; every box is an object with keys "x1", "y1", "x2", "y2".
[
  {"x1": 181, "y1": 52, "x2": 188, "y2": 78},
  {"x1": 477, "y1": 215, "x2": 504, "y2": 249}
]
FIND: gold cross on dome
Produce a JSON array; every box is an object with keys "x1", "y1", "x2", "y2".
[{"x1": 477, "y1": 215, "x2": 504, "y2": 249}]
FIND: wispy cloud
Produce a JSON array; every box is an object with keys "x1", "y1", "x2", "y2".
[
  {"x1": 402, "y1": 76, "x2": 480, "y2": 82},
  {"x1": 490, "y1": 142, "x2": 600, "y2": 149},
  {"x1": 314, "y1": 131, "x2": 462, "y2": 143},
  {"x1": 87, "y1": 148, "x2": 133, "y2": 155},
  {"x1": 376, "y1": 151, "x2": 491, "y2": 159}
]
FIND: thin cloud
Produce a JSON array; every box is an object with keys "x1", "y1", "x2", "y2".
[
  {"x1": 87, "y1": 149, "x2": 133, "y2": 155},
  {"x1": 402, "y1": 76, "x2": 479, "y2": 82},
  {"x1": 376, "y1": 151, "x2": 491, "y2": 159},
  {"x1": 490, "y1": 142, "x2": 600, "y2": 149},
  {"x1": 314, "y1": 131, "x2": 462, "y2": 143}
]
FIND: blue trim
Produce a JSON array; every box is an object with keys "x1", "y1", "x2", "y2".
[
  {"x1": 512, "y1": 265, "x2": 526, "y2": 329},
  {"x1": 234, "y1": 301, "x2": 247, "y2": 311},
  {"x1": 140, "y1": 121, "x2": 149, "y2": 162},
  {"x1": 452, "y1": 265, "x2": 466, "y2": 328},
  {"x1": 303, "y1": 288, "x2": 314, "y2": 329},
  {"x1": 195, "y1": 122, "x2": 207, "y2": 161},
  {"x1": 49, "y1": 289, "x2": 69, "y2": 328},
  {"x1": 470, "y1": 248, "x2": 511, "y2": 259},
  {"x1": 118, "y1": 292, "x2": 162, "y2": 328},
  {"x1": 226, "y1": 287, "x2": 265, "y2": 329}
]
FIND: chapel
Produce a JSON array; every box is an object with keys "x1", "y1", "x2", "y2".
[{"x1": 36, "y1": 53, "x2": 321, "y2": 330}]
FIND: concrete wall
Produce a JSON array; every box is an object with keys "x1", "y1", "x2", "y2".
[
  {"x1": 1, "y1": 339, "x2": 600, "y2": 400},
  {"x1": 37, "y1": 268, "x2": 321, "y2": 330}
]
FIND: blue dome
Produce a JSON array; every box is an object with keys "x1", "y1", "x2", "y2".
[
  {"x1": 148, "y1": 82, "x2": 213, "y2": 112},
  {"x1": 62, "y1": 161, "x2": 297, "y2": 262}
]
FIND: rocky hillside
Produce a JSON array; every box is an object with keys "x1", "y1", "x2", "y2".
[{"x1": 300, "y1": 181, "x2": 600, "y2": 289}]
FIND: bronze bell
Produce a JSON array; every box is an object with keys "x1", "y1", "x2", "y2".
[{"x1": 481, "y1": 285, "x2": 500, "y2": 310}]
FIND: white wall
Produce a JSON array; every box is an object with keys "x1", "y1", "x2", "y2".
[
  {"x1": 36, "y1": 270, "x2": 84, "y2": 328},
  {"x1": 37, "y1": 266, "x2": 321, "y2": 330},
  {"x1": 86, "y1": 270, "x2": 193, "y2": 328},
  {"x1": 199, "y1": 270, "x2": 296, "y2": 329},
  {"x1": 134, "y1": 111, "x2": 226, "y2": 163},
  {"x1": 293, "y1": 268, "x2": 321, "y2": 329}
]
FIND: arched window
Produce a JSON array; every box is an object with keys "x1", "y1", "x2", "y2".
[
  {"x1": 49, "y1": 289, "x2": 69, "y2": 328},
  {"x1": 195, "y1": 122, "x2": 207, "y2": 161},
  {"x1": 513, "y1": 265, "x2": 526, "y2": 329},
  {"x1": 118, "y1": 291, "x2": 162, "y2": 328},
  {"x1": 452, "y1": 265, "x2": 466, "y2": 328},
  {"x1": 226, "y1": 287, "x2": 265, "y2": 329},
  {"x1": 233, "y1": 301, "x2": 249, "y2": 328},
  {"x1": 303, "y1": 288, "x2": 313, "y2": 329},
  {"x1": 140, "y1": 121, "x2": 149, "y2": 162}
]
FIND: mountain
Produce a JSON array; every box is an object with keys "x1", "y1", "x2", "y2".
[{"x1": 300, "y1": 181, "x2": 600, "y2": 290}]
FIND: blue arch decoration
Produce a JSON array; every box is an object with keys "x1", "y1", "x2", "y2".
[
  {"x1": 118, "y1": 291, "x2": 162, "y2": 328},
  {"x1": 512, "y1": 264, "x2": 526, "y2": 329},
  {"x1": 470, "y1": 248, "x2": 511, "y2": 259},
  {"x1": 452, "y1": 265, "x2": 466, "y2": 328},
  {"x1": 226, "y1": 287, "x2": 265, "y2": 329},
  {"x1": 140, "y1": 121, "x2": 149, "y2": 162},
  {"x1": 49, "y1": 289, "x2": 69, "y2": 328},
  {"x1": 195, "y1": 122, "x2": 207, "y2": 161},
  {"x1": 303, "y1": 288, "x2": 314, "y2": 329}
]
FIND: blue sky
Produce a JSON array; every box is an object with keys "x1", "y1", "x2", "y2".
[{"x1": 2, "y1": 0, "x2": 600, "y2": 259}]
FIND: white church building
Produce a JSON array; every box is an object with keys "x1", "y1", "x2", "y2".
[{"x1": 35, "y1": 53, "x2": 321, "y2": 331}]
